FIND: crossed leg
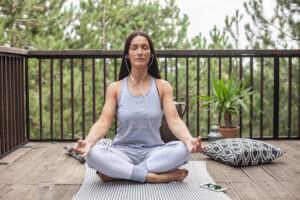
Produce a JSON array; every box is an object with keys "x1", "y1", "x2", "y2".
[
  {"x1": 143, "y1": 141, "x2": 190, "y2": 183},
  {"x1": 85, "y1": 141, "x2": 190, "y2": 183},
  {"x1": 96, "y1": 169, "x2": 189, "y2": 183}
]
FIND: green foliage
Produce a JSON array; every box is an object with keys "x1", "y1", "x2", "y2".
[
  {"x1": 60, "y1": 0, "x2": 190, "y2": 50},
  {"x1": 0, "y1": 0, "x2": 74, "y2": 49},
  {"x1": 243, "y1": 0, "x2": 300, "y2": 49},
  {"x1": 0, "y1": 0, "x2": 190, "y2": 50},
  {"x1": 224, "y1": 10, "x2": 243, "y2": 49},
  {"x1": 0, "y1": 0, "x2": 192, "y2": 139},
  {"x1": 196, "y1": 73, "x2": 255, "y2": 127}
]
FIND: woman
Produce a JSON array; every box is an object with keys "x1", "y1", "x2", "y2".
[{"x1": 72, "y1": 31, "x2": 206, "y2": 183}]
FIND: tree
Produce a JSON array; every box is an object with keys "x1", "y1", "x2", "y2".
[
  {"x1": 1, "y1": 0, "x2": 192, "y2": 139},
  {"x1": 0, "y1": 0, "x2": 75, "y2": 49},
  {"x1": 67, "y1": 0, "x2": 190, "y2": 50},
  {"x1": 244, "y1": 0, "x2": 300, "y2": 49},
  {"x1": 224, "y1": 10, "x2": 243, "y2": 49}
]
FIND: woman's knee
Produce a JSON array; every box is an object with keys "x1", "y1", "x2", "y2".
[
  {"x1": 85, "y1": 146, "x2": 106, "y2": 167},
  {"x1": 158, "y1": 141, "x2": 190, "y2": 160},
  {"x1": 176, "y1": 141, "x2": 190, "y2": 161},
  {"x1": 168, "y1": 141, "x2": 190, "y2": 160},
  {"x1": 147, "y1": 141, "x2": 190, "y2": 172}
]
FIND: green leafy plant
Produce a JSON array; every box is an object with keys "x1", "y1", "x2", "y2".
[{"x1": 196, "y1": 73, "x2": 255, "y2": 128}]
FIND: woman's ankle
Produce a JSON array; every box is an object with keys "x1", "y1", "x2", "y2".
[
  {"x1": 145, "y1": 172, "x2": 171, "y2": 183},
  {"x1": 96, "y1": 171, "x2": 123, "y2": 182},
  {"x1": 145, "y1": 169, "x2": 188, "y2": 183}
]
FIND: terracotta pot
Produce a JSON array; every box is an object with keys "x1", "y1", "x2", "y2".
[{"x1": 219, "y1": 126, "x2": 240, "y2": 139}]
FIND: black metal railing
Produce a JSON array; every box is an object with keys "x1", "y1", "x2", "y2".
[
  {"x1": 1, "y1": 48, "x2": 300, "y2": 158},
  {"x1": 0, "y1": 47, "x2": 27, "y2": 159}
]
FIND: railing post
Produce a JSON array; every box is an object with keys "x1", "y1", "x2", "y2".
[
  {"x1": 298, "y1": 57, "x2": 300, "y2": 138},
  {"x1": 273, "y1": 56, "x2": 279, "y2": 139},
  {"x1": 25, "y1": 57, "x2": 30, "y2": 140}
]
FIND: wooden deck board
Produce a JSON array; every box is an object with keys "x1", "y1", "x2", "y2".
[
  {"x1": 231, "y1": 182, "x2": 269, "y2": 200},
  {"x1": 34, "y1": 152, "x2": 85, "y2": 185},
  {"x1": 0, "y1": 142, "x2": 40, "y2": 164},
  {"x1": 191, "y1": 152, "x2": 229, "y2": 183},
  {"x1": 0, "y1": 140, "x2": 299, "y2": 200},
  {"x1": 0, "y1": 142, "x2": 67, "y2": 185},
  {"x1": 0, "y1": 184, "x2": 80, "y2": 200},
  {"x1": 0, "y1": 184, "x2": 39, "y2": 200},
  {"x1": 215, "y1": 182, "x2": 241, "y2": 200},
  {"x1": 281, "y1": 181, "x2": 300, "y2": 199},
  {"x1": 241, "y1": 166, "x2": 297, "y2": 200}
]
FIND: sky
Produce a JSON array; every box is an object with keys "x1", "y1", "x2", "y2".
[
  {"x1": 175, "y1": 0, "x2": 247, "y2": 44},
  {"x1": 174, "y1": 0, "x2": 275, "y2": 48},
  {"x1": 175, "y1": 0, "x2": 299, "y2": 49}
]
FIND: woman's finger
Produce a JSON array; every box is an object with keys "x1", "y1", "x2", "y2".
[
  {"x1": 200, "y1": 146, "x2": 207, "y2": 151},
  {"x1": 192, "y1": 146, "x2": 196, "y2": 153},
  {"x1": 197, "y1": 136, "x2": 203, "y2": 150},
  {"x1": 83, "y1": 149, "x2": 89, "y2": 157},
  {"x1": 72, "y1": 145, "x2": 77, "y2": 151},
  {"x1": 198, "y1": 136, "x2": 202, "y2": 143},
  {"x1": 188, "y1": 146, "x2": 193, "y2": 153}
]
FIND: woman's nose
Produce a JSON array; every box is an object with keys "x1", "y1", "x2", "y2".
[{"x1": 137, "y1": 47, "x2": 142, "y2": 54}]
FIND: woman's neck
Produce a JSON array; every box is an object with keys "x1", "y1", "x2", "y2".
[{"x1": 129, "y1": 68, "x2": 150, "y2": 85}]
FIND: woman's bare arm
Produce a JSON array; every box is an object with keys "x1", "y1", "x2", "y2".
[
  {"x1": 85, "y1": 82, "x2": 118, "y2": 147},
  {"x1": 160, "y1": 80, "x2": 193, "y2": 145}
]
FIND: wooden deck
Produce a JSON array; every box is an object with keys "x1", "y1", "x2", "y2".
[{"x1": 0, "y1": 140, "x2": 299, "y2": 200}]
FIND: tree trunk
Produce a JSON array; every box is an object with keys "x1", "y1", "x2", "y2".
[
  {"x1": 102, "y1": 5, "x2": 106, "y2": 50},
  {"x1": 224, "y1": 114, "x2": 231, "y2": 128}
]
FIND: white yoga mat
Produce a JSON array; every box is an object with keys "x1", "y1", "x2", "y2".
[{"x1": 72, "y1": 161, "x2": 231, "y2": 200}]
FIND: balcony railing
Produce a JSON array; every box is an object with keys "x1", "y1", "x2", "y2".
[{"x1": 1, "y1": 47, "x2": 300, "y2": 159}]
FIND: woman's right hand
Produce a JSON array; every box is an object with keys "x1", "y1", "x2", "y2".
[{"x1": 71, "y1": 139, "x2": 92, "y2": 157}]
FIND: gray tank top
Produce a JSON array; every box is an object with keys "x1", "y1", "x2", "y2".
[{"x1": 112, "y1": 75, "x2": 165, "y2": 148}]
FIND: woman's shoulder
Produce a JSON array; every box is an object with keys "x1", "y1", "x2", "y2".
[
  {"x1": 154, "y1": 78, "x2": 172, "y2": 100},
  {"x1": 108, "y1": 78, "x2": 124, "y2": 89},
  {"x1": 107, "y1": 79, "x2": 124, "y2": 101},
  {"x1": 154, "y1": 78, "x2": 172, "y2": 90}
]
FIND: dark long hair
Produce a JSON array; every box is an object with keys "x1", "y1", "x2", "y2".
[{"x1": 118, "y1": 31, "x2": 161, "y2": 81}]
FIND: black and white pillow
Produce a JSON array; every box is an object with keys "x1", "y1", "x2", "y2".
[
  {"x1": 64, "y1": 138, "x2": 112, "y2": 163},
  {"x1": 201, "y1": 138, "x2": 284, "y2": 167}
]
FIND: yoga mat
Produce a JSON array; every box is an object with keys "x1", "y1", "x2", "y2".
[{"x1": 72, "y1": 161, "x2": 231, "y2": 200}]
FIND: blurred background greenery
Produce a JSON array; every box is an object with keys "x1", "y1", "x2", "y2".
[{"x1": 1, "y1": 0, "x2": 299, "y2": 139}]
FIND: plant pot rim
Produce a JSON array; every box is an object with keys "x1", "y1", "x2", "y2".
[{"x1": 219, "y1": 126, "x2": 240, "y2": 129}]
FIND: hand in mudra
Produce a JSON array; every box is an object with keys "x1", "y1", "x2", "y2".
[
  {"x1": 71, "y1": 139, "x2": 92, "y2": 157},
  {"x1": 186, "y1": 136, "x2": 207, "y2": 153}
]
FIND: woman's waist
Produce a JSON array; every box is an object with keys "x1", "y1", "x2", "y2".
[{"x1": 112, "y1": 131, "x2": 164, "y2": 147}]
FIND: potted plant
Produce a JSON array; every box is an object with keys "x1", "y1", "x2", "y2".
[{"x1": 196, "y1": 72, "x2": 255, "y2": 139}]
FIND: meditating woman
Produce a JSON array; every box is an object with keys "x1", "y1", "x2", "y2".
[{"x1": 72, "y1": 31, "x2": 206, "y2": 183}]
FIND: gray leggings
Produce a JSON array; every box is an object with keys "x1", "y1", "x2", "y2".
[{"x1": 85, "y1": 141, "x2": 190, "y2": 183}]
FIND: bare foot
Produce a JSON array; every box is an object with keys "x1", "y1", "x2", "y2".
[
  {"x1": 96, "y1": 171, "x2": 123, "y2": 182},
  {"x1": 146, "y1": 169, "x2": 188, "y2": 183}
]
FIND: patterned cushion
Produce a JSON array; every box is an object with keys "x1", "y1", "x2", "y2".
[
  {"x1": 201, "y1": 138, "x2": 284, "y2": 167},
  {"x1": 64, "y1": 138, "x2": 112, "y2": 163}
]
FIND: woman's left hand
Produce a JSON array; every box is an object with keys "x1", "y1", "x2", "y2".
[{"x1": 185, "y1": 136, "x2": 207, "y2": 153}]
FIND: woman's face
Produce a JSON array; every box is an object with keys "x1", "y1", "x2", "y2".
[{"x1": 127, "y1": 35, "x2": 151, "y2": 68}]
